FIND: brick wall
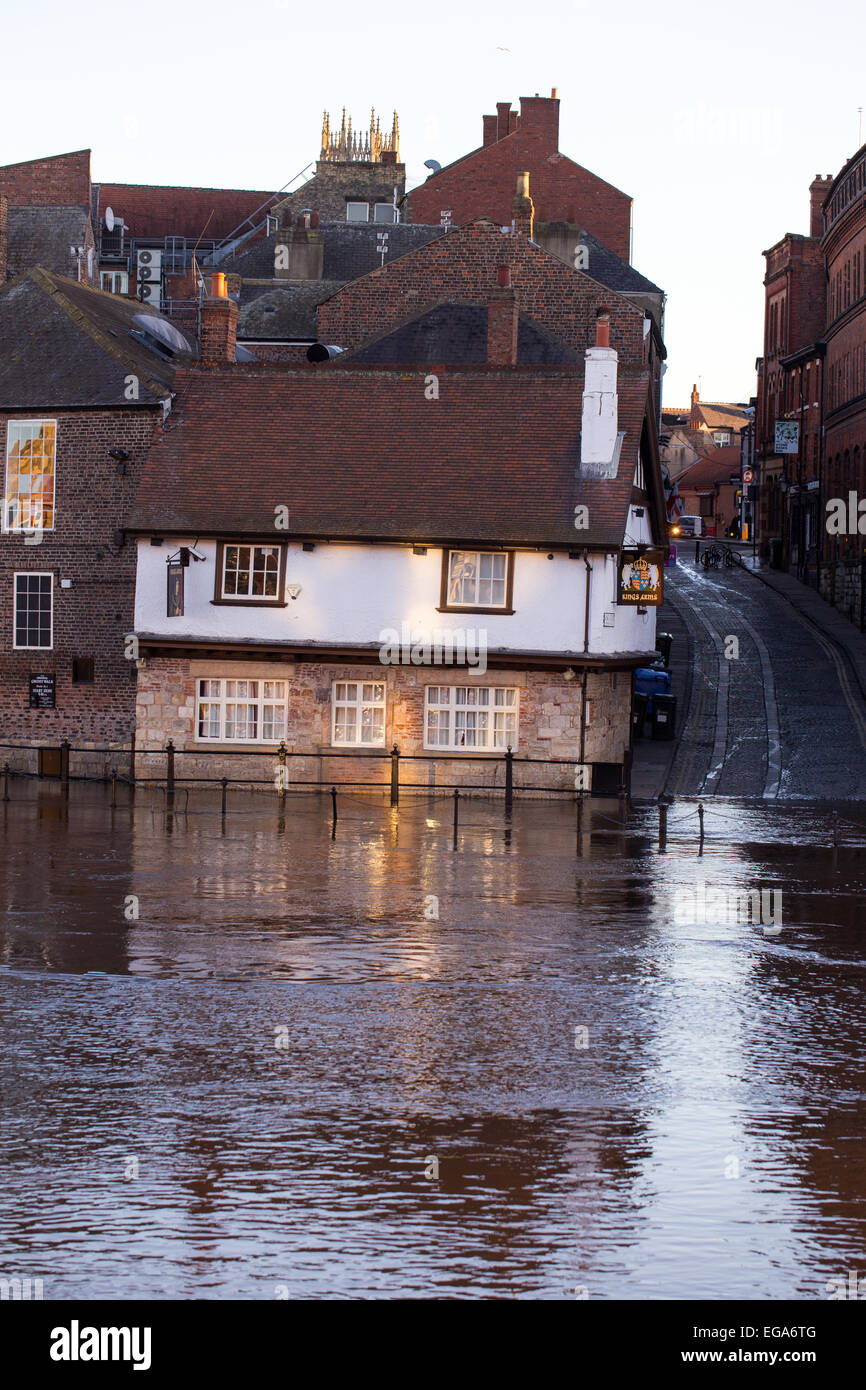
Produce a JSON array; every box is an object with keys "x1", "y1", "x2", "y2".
[
  {"x1": 318, "y1": 217, "x2": 644, "y2": 360},
  {"x1": 0, "y1": 150, "x2": 91, "y2": 207},
  {"x1": 0, "y1": 407, "x2": 162, "y2": 748},
  {"x1": 407, "y1": 98, "x2": 631, "y2": 261},
  {"x1": 135, "y1": 658, "x2": 632, "y2": 795}
]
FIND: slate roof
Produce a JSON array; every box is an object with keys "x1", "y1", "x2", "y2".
[
  {"x1": 127, "y1": 365, "x2": 657, "y2": 548},
  {"x1": 345, "y1": 303, "x2": 579, "y2": 366},
  {"x1": 556, "y1": 227, "x2": 663, "y2": 296},
  {"x1": 238, "y1": 280, "x2": 345, "y2": 340},
  {"x1": 5, "y1": 206, "x2": 92, "y2": 280},
  {"x1": 0, "y1": 268, "x2": 194, "y2": 408},
  {"x1": 219, "y1": 220, "x2": 445, "y2": 282}
]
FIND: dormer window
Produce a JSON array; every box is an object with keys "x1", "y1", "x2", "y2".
[{"x1": 346, "y1": 202, "x2": 369, "y2": 222}]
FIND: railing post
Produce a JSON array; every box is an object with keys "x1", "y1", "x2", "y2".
[
  {"x1": 60, "y1": 738, "x2": 70, "y2": 799},
  {"x1": 390, "y1": 744, "x2": 400, "y2": 806},
  {"x1": 331, "y1": 785, "x2": 337, "y2": 830},
  {"x1": 278, "y1": 740, "x2": 287, "y2": 806},
  {"x1": 221, "y1": 777, "x2": 228, "y2": 816},
  {"x1": 110, "y1": 769, "x2": 117, "y2": 808},
  {"x1": 658, "y1": 801, "x2": 667, "y2": 852},
  {"x1": 698, "y1": 802, "x2": 705, "y2": 853},
  {"x1": 2, "y1": 762, "x2": 9, "y2": 802},
  {"x1": 452, "y1": 787, "x2": 459, "y2": 846},
  {"x1": 504, "y1": 745, "x2": 513, "y2": 813},
  {"x1": 165, "y1": 739, "x2": 175, "y2": 804}
]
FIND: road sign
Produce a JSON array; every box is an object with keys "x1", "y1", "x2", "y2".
[{"x1": 742, "y1": 468, "x2": 754, "y2": 484}]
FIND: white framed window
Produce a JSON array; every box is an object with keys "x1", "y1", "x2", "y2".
[
  {"x1": 373, "y1": 203, "x2": 395, "y2": 224},
  {"x1": 14, "y1": 572, "x2": 53, "y2": 649},
  {"x1": 445, "y1": 549, "x2": 511, "y2": 609},
  {"x1": 195, "y1": 678, "x2": 287, "y2": 743},
  {"x1": 346, "y1": 202, "x2": 369, "y2": 222},
  {"x1": 219, "y1": 544, "x2": 282, "y2": 601},
  {"x1": 4, "y1": 420, "x2": 56, "y2": 531},
  {"x1": 101, "y1": 270, "x2": 129, "y2": 295},
  {"x1": 713, "y1": 430, "x2": 731, "y2": 446},
  {"x1": 424, "y1": 686, "x2": 518, "y2": 751},
  {"x1": 331, "y1": 680, "x2": 386, "y2": 745}
]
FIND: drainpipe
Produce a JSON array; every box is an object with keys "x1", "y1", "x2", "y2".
[{"x1": 580, "y1": 549, "x2": 592, "y2": 764}]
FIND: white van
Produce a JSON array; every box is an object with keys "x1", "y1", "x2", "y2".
[{"x1": 673, "y1": 515, "x2": 703, "y2": 539}]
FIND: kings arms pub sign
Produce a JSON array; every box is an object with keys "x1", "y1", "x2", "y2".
[{"x1": 618, "y1": 550, "x2": 664, "y2": 606}]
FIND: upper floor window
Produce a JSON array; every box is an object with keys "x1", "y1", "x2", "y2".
[
  {"x1": 4, "y1": 420, "x2": 56, "y2": 531},
  {"x1": 14, "y1": 572, "x2": 53, "y2": 649},
  {"x1": 215, "y1": 543, "x2": 285, "y2": 604},
  {"x1": 713, "y1": 431, "x2": 731, "y2": 446},
  {"x1": 101, "y1": 270, "x2": 129, "y2": 295},
  {"x1": 373, "y1": 203, "x2": 396, "y2": 224},
  {"x1": 424, "y1": 685, "x2": 518, "y2": 751},
  {"x1": 440, "y1": 549, "x2": 514, "y2": 612},
  {"x1": 196, "y1": 678, "x2": 286, "y2": 743},
  {"x1": 346, "y1": 202, "x2": 369, "y2": 222}
]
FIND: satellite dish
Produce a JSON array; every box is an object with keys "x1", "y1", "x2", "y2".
[
  {"x1": 424, "y1": 159, "x2": 441, "y2": 173},
  {"x1": 104, "y1": 206, "x2": 115, "y2": 232}
]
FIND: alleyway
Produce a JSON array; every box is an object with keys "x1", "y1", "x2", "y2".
[{"x1": 634, "y1": 553, "x2": 866, "y2": 800}]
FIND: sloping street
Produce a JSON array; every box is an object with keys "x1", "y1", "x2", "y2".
[{"x1": 636, "y1": 553, "x2": 866, "y2": 800}]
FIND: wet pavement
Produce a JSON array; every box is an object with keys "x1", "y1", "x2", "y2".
[
  {"x1": 1, "y1": 785, "x2": 865, "y2": 1299},
  {"x1": 633, "y1": 553, "x2": 866, "y2": 800}
]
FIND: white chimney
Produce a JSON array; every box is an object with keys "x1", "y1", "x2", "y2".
[{"x1": 580, "y1": 311, "x2": 623, "y2": 476}]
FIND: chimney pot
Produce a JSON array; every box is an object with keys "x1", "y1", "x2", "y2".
[
  {"x1": 596, "y1": 309, "x2": 610, "y2": 348},
  {"x1": 210, "y1": 271, "x2": 227, "y2": 298}
]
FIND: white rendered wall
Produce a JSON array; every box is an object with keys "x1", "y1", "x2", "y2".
[{"x1": 135, "y1": 539, "x2": 658, "y2": 657}]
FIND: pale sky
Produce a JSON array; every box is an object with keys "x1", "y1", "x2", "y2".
[{"x1": 3, "y1": 0, "x2": 865, "y2": 407}]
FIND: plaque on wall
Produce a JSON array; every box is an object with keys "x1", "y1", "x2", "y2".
[{"x1": 29, "y1": 673, "x2": 56, "y2": 708}]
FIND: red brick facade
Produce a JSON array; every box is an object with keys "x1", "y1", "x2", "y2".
[
  {"x1": 318, "y1": 218, "x2": 645, "y2": 363},
  {"x1": 407, "y1": 96, "x2": 632, "y2": 263},
  {"x1": 0, "y1": 150, "x2": 92, "y2": 207},
  {"x1": 0, "y1": 407, "x2": 161, "y2": 749}
]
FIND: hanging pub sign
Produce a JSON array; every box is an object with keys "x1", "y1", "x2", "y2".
[
  {"x1": 774, "y1": 420, "x2": 799, "y2": 454},
  {"x1": 29, "y1": 673, "x2": 56, "y2": 708},
  {"x1": 619, "y1": 550, "x2": 664, "y2": 606},
  {"x1": 166, "y1": 561, "x2": 184, "y2": 617}
]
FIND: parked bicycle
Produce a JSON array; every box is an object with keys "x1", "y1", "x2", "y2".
[
  {"x1": 722, "y1": 546, "x2": 745, "y2": 568},
  {"x1": 701, "y1": 546, "x2": 722, "y2": 569}
]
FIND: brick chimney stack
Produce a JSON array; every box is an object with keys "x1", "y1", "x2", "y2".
[
  {"x1": 513, "y1": 171, "x2": 534, "y2": 239},
  {"x1": 487, "y1": 268, "x2": 518, "y2": 364},
  {"x1": 809, "y1": 174, "x2": 833, "y2": 239},
  {"x1": 0, "y1": 194, "x2": 7, "y2": 284},
  {"x1": 200, "y1": 273, "x2": 239, "y2": 364}
]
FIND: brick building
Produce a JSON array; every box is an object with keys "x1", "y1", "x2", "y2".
[
  {"x1": 406, "y1": 92, "x2": 632, "y2": 263},
  {"x1": 126, "y1": 252, "x2": 667, "y2": 796},
  {"x1": 0, "y1": 269, "x2": 196, "y2": 767},
  {"x1": 755, "y1": 176, "x2": 830, "y2": 570}
]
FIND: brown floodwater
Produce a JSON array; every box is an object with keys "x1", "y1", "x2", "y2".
[{"x1": 1, "y1": 784, "x2": 865, "y2": 1299}]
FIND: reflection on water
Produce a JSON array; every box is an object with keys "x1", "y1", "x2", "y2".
[{"x1": 1, "y1": 785, "x2": 865, "y2": 1299}]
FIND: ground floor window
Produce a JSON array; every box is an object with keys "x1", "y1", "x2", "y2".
[
  {"x1": 424, "y1": 686, "x2": 518, "y2": 751},
  {"x1": 14, "y1": 572, "x2": 53, "y2": 648},
  {"x1": 331, "y1": 681, "x2": 386, "y2": 745},
  {"x1": 196, "y1": 678, "x2": 286, "y2": 743}
]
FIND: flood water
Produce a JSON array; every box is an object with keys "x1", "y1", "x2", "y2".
[{"x1": 1, "y1": 784, "x2": 865, "y2": 1300}]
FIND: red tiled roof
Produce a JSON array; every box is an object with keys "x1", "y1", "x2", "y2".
[
  {"x1": 675, "y1": 445, "x2": 742, "y2": 488},
  {"x1": 128, "y1": 365, "x2": 657, "y2": 547}
]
